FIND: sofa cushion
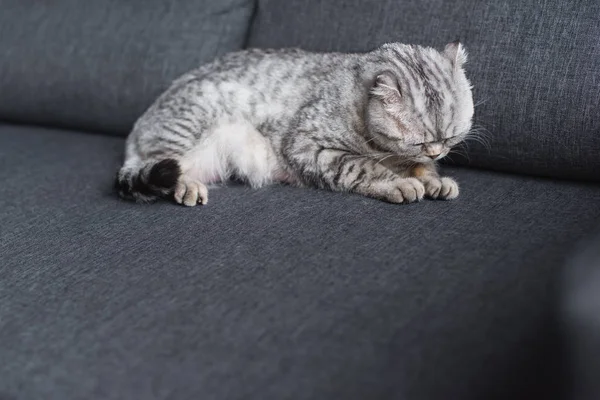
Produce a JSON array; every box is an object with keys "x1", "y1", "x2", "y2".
[
  {"x1": 2, "y1": 124, "x2": 600, "y2": 399},
  {"x1": 248, "y1": 0, "x2": 600, "y2": 182},
  {"x1": 562, "y1": 232, "x2": 600, "y2": 400},
  {"x1": 0, "y1": 0, "x2": 255, "y2": 136}
]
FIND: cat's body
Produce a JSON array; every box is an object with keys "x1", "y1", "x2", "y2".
[{"x1": 116, "y1": 42, "x2": 474, "y2": 206}]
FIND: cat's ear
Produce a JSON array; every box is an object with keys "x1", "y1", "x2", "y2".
[
  {"x1": 444, "y1": 40, "x2": 468, "y2": 68},
  {"x1": 371, "y1": 71, "x2": 401, "y2": 105}
]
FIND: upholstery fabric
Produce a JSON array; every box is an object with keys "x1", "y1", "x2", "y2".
[
  {"x1": 562, "y1": 232, "x2": 600, "y2": 400},
  {"x1": 248, "y1": 0, "x2": 600, "y2": 182},
  {"x1": 2, "y1": 124, "x2": 600, "y2": 399},
  {"x1": 0, "y1": 0, "x2": 255, "y2": 136}
]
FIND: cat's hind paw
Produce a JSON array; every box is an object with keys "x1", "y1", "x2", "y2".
[{"x1": 174, "y1": 179, "x2": 208, "y2": 206}]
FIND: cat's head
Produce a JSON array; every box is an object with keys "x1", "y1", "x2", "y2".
[{"x1": 366, "y1": 42, "x2": 474, "y2": 163}]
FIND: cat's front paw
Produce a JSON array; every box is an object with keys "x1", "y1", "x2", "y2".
[
  {"x1": 373, "y1": 177, "x2": 425, "y2": 204},
  {"x1": 423, "y1": 177, "x2": 459, "y2": 200},
  {"x1": 174, "y1": 178, "x2": 208, "y2": 206}
]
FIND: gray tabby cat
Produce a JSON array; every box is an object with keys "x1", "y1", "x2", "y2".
[{"x1": 116, "y1": 41, "x2": 474, "y2": 206}]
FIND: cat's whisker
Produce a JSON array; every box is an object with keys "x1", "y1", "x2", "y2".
[
  {"x1": 471, "y1": 123, "x2": 494, "y2": 138},
  {"x1": 470, "y1": 129, "x2": 493, "y2": 140},
  {"x1": 465, "y1": 134, "x2": 492, "y2": 153},
  {"x1": 451, "y1": 141, "x2": 472, "y2": 162},
  {"x1": 450, "y1": 150, "x2": 470, "y2": 163},
  {"x1": 474, "y1": 119, "x2": 496, "y2": 129},
  {"x1": 474, "y1": 98, "x2": 489, "y2": 108},
  {"x1": 465, "y1": 123, "x2": 493, "y2": 154},
  {"x1": 444, "y1": 153, "x2": 457, "y2": 164},
  {"x1": 365, "y1": 152, "x2": 392, "y2": 160},
  {"x1": 375, "y1": 154, "x2": 395, "y2": 166}
]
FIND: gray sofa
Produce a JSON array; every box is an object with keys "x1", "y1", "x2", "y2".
[{"x1": 1, "y1": 1, "x2": 599, "y2": 399}]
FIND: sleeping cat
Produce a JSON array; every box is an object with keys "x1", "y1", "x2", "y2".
[{"x1": 116, "y1": 41, "x2": 474, "y2": 206}]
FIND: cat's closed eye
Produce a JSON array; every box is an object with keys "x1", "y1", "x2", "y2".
[{"x1": 412, "y1": 141, "x2": 442, "y2": 147}]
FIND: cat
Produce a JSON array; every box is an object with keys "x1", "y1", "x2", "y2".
[{"x1": 116, "y1": 41, "x2": 474, "y2": 206}]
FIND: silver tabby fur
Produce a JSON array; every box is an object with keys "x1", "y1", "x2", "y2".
[{"x1": 116, "y1": 42, "x2": 474, "y2": 206}]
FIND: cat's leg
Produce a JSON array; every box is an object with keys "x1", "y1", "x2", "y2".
[
  {"x1": 165, "y1": 133, "x2": 211, "y2": 207},
  {"x1": 284, "y1": 141, "x2": 425, "y2": 204},
  {"x1": 118, "y1": 114, "x2": 211, "y2": 206},
  {"x1": 409, "y1": 163, "x2": 459, "y2": 200}
]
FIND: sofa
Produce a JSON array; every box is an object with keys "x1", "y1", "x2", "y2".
[{"x1": 1, "y1": 1, "x2": 599, "y2": 399}]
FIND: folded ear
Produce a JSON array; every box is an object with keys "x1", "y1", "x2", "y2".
[
  {"x1": 444, "y1": 40, "x2": 468, "y2": 68},
  {"x1": 371, "y1": 70, "x2": 401, "y2": 105}
]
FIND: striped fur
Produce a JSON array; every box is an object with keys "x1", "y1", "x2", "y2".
[{"x1": 116, "y1": 42, "x2": 474, "y2": 206}]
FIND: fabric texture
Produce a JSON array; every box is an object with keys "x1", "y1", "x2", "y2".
[
  {"x1": 0, "y1": 0, "x2": 255, "y2": 136},
  {"x1": 562, "y1": 232, "x2": 600, "y2": 400},
  {"x1": 2, "y1": 124, "x2": 600, "y2": 400},
  {"x1": 248, "y1": 0, "x2": 600, "y2": 182}
]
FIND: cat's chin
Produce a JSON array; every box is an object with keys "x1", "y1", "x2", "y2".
[{"x1": 413, "y1": 152, "x2": 450, "y2": 163}]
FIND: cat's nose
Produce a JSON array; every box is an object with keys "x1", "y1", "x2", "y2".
[{"x1": 427, "y1": 153, "x2": 441, "y2": 160}]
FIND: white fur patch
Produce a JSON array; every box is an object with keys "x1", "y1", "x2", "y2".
[{"x1": 179, "y1": 121, "x2": 284, "y2": 187}]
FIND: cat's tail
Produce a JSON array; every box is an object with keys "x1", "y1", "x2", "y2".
[{"x1": 115, "y1": 159, "x2": 181, "y2": 203}]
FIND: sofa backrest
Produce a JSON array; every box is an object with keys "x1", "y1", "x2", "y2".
[
  {"x1": 249, "y1": 0, "x2": 600, "y2": 182},
  {"x1": 1, "y1": 0, "x2": 598, "y2": 182},
  {"x1": 0, "y1": 0, "x2": 255, "y2": 136}
]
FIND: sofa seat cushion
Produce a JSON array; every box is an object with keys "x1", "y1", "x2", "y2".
[{"x1": 1, "y1": 124, "x2": 600, "y2": 400}]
